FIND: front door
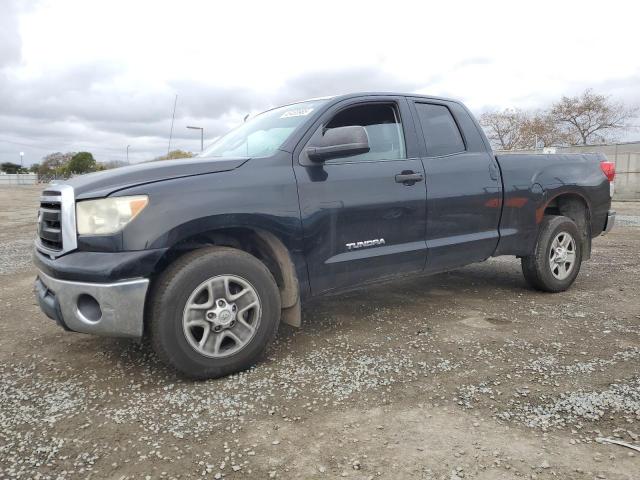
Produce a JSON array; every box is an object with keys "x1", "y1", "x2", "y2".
[{"x1": 294, "y1": 97, "x2": 427, "y2": 295}]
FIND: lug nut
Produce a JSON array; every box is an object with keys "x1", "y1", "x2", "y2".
[
  {"x1": 213, "y1": 325, "x2": 222, "y2": 332},
  {"x1": 232, "y1": 305, "x2": 237, "y2": 312},
  {"x1": 218, "y1": 300, "x2": 225, "y2": 307},
  {"x1": 206, "y1": 312, "x2": 214, "y2": 319}
]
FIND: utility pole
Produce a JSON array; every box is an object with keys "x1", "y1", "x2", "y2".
[
  {"x1": 187, "y1": 126, "x2": 204, "y2": 152},
  {"x1": 168, "y1": 94, "x2": 178, "y2": 155},
  {"x1": 19, "y1": 152, "x2": 24, "y2": 169},
  {"x1": 126, "y1": 145, "x2": 131, "y2": 164}
]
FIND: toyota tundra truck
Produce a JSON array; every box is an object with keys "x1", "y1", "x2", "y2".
[{"x1": 33, "y1": 92, "x2": 616, "y2": 379}]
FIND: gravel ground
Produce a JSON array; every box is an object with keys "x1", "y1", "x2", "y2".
[
  {"x1": 0, "y1": 186, "x2": 638, "y2": 480},
  {"x1": 0, "y1": 187, "x2": 39, "y2": 275},
  {"x1": 617, "y1": 215, "x2": 640, "y2": 227}
]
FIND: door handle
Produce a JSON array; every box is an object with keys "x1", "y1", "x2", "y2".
[{"x1": 395, "y1": 170, "x2": 424, "y2": 186}]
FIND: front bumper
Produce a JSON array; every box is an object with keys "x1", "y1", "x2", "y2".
[
  {"x1": 33, "y1": 247, "x2": 166, "y2": 283},
  {"x1": 603, "y1": 210, "x2": 616, "y2": 234},
  {"x1": 34, "y1": 270, "x2": 149, "y2": 338}
]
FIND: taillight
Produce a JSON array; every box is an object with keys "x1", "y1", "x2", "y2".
[{"x1": 600, "y1": 161, "x2": 615, "y2": 182}]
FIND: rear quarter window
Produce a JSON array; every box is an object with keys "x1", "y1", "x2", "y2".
[{"x1": 414, "y1": 103, "x2": 466, "y2": 156}]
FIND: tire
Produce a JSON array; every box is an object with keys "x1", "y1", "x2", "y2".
[
  {"x1": 149, "y1": 246, "x2": 281, "y2": 379},
  {"x1": 521, "y1": 215, "x2": 583, "y2": 293}
]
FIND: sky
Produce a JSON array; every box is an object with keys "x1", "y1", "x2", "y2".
[{"x1": 0, "y1": 0, "x2": 638, "y2": 166}]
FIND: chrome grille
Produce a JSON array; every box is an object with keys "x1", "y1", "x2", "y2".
[
  {"x1": 35, "y1": 184, "x2": 77, "y2": 258},
  {"x1": 38, "y1": 198, "x2": 63, "y2": 250}
]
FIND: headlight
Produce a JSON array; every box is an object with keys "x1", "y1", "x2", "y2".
[{"x1": 76, "y1": 195, "x2": 148, "y2": 235}]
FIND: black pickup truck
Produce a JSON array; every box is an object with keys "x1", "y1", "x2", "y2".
[{"x1": 34, "y1": 92, "x2": 616, "y2": 378}]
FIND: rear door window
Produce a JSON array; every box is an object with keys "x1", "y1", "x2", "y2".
[{"x1": 414, "y1": 103, "x2": 465, "y2": 156}]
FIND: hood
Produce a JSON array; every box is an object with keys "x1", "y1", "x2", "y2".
[{"x1": 62, "y1": 157, "x2": 249, "y2": 199}]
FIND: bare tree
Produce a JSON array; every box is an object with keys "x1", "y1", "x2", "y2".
[
  {"x1": 519, "y1": 111, "x2": 571, "y2": 149},
  {"x1": 550, "y1": 89, "x2": 636, "y2": 145},
  {"x1": 153, "y1": 149, "x2": 195, "y2": 161},
  {"x1": 479, "y1": 109, "x2": 527, "y2": 150},
  {"x1": 480, "y1": 109, "x2": 569, "y2": 150}
]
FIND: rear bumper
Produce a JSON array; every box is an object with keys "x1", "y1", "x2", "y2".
[
  {"x1": 34, "y1": 270, "x2": 149, "y2": 338},
  {"x1": 603, "y1": 210, "x2": 616, "y2": 234}
]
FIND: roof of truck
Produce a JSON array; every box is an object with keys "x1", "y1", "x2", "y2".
[
  {"x1": 295, "y1": 92, "x2": 460, "y2": 104},
  {"x1": 253, "y1": 92, "x2": 466, "y2": 122}
]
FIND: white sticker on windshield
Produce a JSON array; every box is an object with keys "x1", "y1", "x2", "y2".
[{"x1": 280, "y1": 107, "x2": 314, "y2": 118}]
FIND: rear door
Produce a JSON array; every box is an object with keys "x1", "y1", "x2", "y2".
[
  {"x1": 294, "y1": 96, "x2": 427, "y2": 295},
  {"x1": 408, "y1": 98, "x2": 502, "y2": 272}
]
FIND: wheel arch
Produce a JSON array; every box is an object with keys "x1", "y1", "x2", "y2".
[
  {"x1": 151, "y1": 226, "x2": 302, "y2": 328},
  {"x1": 540, "y1": 191, "x2": 592, "y2": 260}
]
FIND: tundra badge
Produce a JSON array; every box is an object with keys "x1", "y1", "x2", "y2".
[{"x1": 345, "y1": 238, "x2": 385, "y2": 250}]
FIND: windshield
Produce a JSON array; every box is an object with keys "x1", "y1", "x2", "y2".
[{"x1": 200, "y1": 100, "x2": 327, "y2": 158}]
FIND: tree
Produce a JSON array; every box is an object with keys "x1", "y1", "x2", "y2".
[
  {"x1": 480, "y1": 89, "x2": 637, "y2": 149},
  {"x1": 153, "y1": 150, "x2": 195, "y2": 161},
  {"x1": 519, "y1": 111, "x2": 570, "y2": 149},
  {"x1": 1, "y1": 162, "x2": 22, "y2": 174},
  {"x1": 550, "y1": 89, "x2": 637, "y2": 145},
  {"x1": 65, "y1": 151, "x2": 97, "y2": 175},
  {"x1": 29, "y1": 163, "x2": 40, "y2": 174},
  {"x1": 39, "y1": 152, "x2": 75, "y2": 176},
  {"x1": 479, "y1": 109, "x2": 529, "y2": 150},
  {"x1": 101, "y1": 160, "x2": 128, "y2": 170}
]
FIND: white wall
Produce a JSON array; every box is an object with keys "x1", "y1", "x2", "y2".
[{"x1": 0, "y1": 174, "x2": 38, "y2": 185}]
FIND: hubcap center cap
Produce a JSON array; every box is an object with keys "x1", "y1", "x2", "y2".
[
  {"x1": 555, "y1": 247, "x2": 568, "y2": 262},
  {"x1": 218, "y1": 310, "x2": 232, "y2": 324},
  {"x1": 206, "y1": 302, "x2": 237, "y2": 327}
]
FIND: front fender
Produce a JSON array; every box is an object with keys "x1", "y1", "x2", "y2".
[{"x1": 119, "y1": 157, "x2": 302, "y2": 253}]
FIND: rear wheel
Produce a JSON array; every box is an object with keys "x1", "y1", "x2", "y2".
[
  {"x1": 149, "y1": 247, "x2": 281, "y2": 379},
  {"x1": 521, "y1": 215, "x2": 582, "y2": 292}
]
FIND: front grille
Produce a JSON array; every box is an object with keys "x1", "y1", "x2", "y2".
[
  {"x1": 38, "y1": 196, "x2": 63, "y2": 251},
  {"x1": 35, "y1": 184, "x2": 77, "y2": 257}
]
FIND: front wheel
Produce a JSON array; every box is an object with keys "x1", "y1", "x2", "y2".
[
  {"x1": 149, "y1": 247, "x2": 281, "y2": 379},
  {"x1": 521, "y1": 215, "x2": 583, "y2": 293}
]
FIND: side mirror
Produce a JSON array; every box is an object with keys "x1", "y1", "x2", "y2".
[{"x1": 306, "y1": 126, "x2": 370, "y2": 163}]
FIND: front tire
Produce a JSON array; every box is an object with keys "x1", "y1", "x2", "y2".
[
  {"x1": 149, "y1": 247, "x2": 281, "y2": 379},
  {"x1": 521, "y1": 215, "x2": 582, "y2": 293}
]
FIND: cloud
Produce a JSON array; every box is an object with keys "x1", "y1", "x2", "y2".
[
  {"x1": 0, "y1": 1, "x2": 27, "y2": 67},
  {"x1": 273, "y1": 67, "x2": 424, "y2": 104},
  {"x1": 0, "y1": 62, "x2": 428, "y2": 164},
  {"x1": 0, "y1": 0, "x2": 638, "y2": 165},
  {"x1": 167, "y1": 80, "x2": 257, "y2": 119},
  {"x1": 452, "y1": 57, "x2": 492, "y2": 70}
]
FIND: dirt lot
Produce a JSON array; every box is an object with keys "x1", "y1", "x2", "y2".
[{"x1": 0, "y1": 186, "x2": 639, "y2": 480}]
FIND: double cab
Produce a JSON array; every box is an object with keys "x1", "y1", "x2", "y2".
[{"x1": 34, "y1": 92, "x2": 616, "y2": 378}]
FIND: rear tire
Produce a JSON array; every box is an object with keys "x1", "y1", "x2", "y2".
[
  {"x1": 521, "y1": 215, "x2": 582, "y2": 293},
  {"x1": 149, "y1": 246, "x2": 281, "y2": 379}
]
